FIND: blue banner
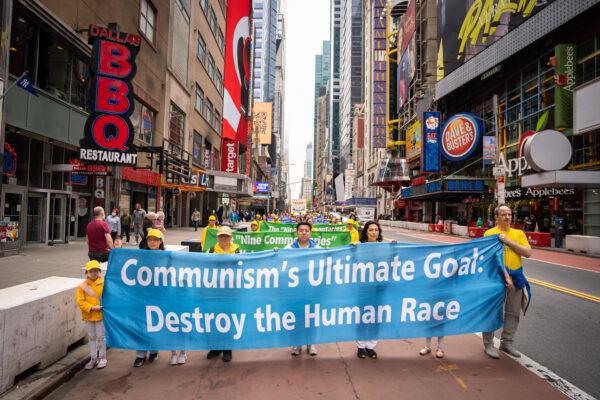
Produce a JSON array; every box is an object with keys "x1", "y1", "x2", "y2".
[{"x1": 103, "y1": 236, "x2": 505, "y2": 350}]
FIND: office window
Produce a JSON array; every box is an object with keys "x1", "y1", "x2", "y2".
[
  {"x1": 209, "y1": 7, "x2": 218, "y2": 35},
  {"x1": 217, "y1": 29, "x2": 225, "y2": 53},
  {"x1": 207, "y1": 54, "x2": 216, "y2": 80},
  {"x1": 214, "y1": 111, "x2": 222, "y2": 133},
  {"x1": 169, "y1": 103, "x2": 186, "y2": 147},
  {"x1": 195, "y1": 85, "x2": 204, "y2": 113},
  {"x1": 204, "y1": 100, "x2": 214, "y2": 126},
  {"x1": 139, "y1": 0, "x2": 156, "y2": 44},
  {"x1": 139, "y1": 104, "x2": 155, "y2": 144},
  {"x1": 197, "y1": 35, "x2": 207, "y2": 64},
  {"x1": 215, "y1": 70, "x2": 223, "y2": 92}
]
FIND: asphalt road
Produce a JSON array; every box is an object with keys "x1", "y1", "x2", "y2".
[{"x1": 384, "y1": 227, "x2": 600, "y2": 399}]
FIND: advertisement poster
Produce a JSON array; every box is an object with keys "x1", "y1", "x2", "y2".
[
  {"x1": 482, "y1": 136, "x2": 497, "y2": 164},
  {"x1": 422, "y1": 112, "x2": 441, "y2": 173},
  {"x1": 440, "y1": 113, "x2": 481, "y2": 162},
  {"x1": 405, "y1": 120, "x2": 422, "y2": 161},
  {"x1": 436, "y1": 0, "x2": 555, "y2": 80}
]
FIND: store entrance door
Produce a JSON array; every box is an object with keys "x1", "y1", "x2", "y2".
[
  {"x1": 48, "y1": 193, "x2": 67, "y2": 244},
  {"x1": 27, "y1": 193, "x2": 46, "y2": 243},
  {"x1": 2, "y1": 189, "x2": 25, "y2": 242}
]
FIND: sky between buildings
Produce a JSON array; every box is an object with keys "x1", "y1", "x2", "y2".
[{"x1": 283, "y1": 0, "x2": 330, "y2": 199}]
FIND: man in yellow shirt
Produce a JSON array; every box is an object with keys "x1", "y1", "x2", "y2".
[
  {"x1": 482, "y1": 205, "x2": 532, "y2": 359},
  {"x1": 200, "y1": 215, "x2": 218, "y2": 251},
  {"x1": 346, "y1": 218, "x2": 360, "y2": 244}
]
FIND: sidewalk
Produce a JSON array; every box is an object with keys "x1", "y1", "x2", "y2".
[
  {"x1": 44, "y1": 337, "x2": 568, "y2": 400},
  {"x1": 383, "y1": 225, "x2": 600, "y2": 273},
  {"x1": 0, "y1": 228, "x2": 200, "y2": 289}
]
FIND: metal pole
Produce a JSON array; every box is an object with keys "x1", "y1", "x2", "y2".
[{"x1": 493, "y1": 94, "x2": 505, "y2": 205}]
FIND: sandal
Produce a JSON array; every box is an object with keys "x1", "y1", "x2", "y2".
[
  {"x1": 419, "y1": 347, "x2": 431, "y2": 356},
  {"x1": 435, "y1": 349, "x2": 444, "y2": 358}
]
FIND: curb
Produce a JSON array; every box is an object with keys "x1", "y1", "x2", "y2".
[{"x1": 1, "y1": 345, "x2": 90, "y2": 400}]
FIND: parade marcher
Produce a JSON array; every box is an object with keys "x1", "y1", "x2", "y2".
[
  {"x1": 200, "y1": 215, "x2": 218, "y2": 251},
  {"x1": 482, "y1": 205, "x2": 532, "y2": 359},
  {"x1": 346, "y1": 218, "x2": 360, "y2": 244},
  {"x1": 121, "y1": 210, "x2": 132, "y2": 244},
  {"x1": 206, "y1": 226, "x2": 240, "y2": 362},
  {"x1": 134, "y1": 229, "x2": 170, "y2": 367},
  {"x1": 77, "y1": 260, "x2": 107, "y2": 369},
  {"x1": 132, "y1": 203, "x2": 146, "y2": 245},
  {"x1": 138, "y1": 212, "x2": 157, "y2": 250},
  {"x1": 86, "y1": 207, "x2": 113, "y2": 262},
  {"x1": 356, "y1": 221, "x2": 383, "y2": 359},
  {"x1": 191, "y1": 209, "x2": 201, "y2": 231},
  {"x1": 105, "y1": 208, "x2": 121, "y2": 242},
  {"x1": 285, "y1": 221, "x2": 321, "y2": 357},
  {"x1": 420, "y1": 337, "x2": 445, "y2": 358},
  {"x1": 155, "y1": 211, "x2": 167, "y2": 234},
  {"x1": 250, "y1": 220, "x2": 260, "y2": 232}
]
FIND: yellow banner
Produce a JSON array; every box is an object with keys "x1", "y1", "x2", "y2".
[{"x1": 405, "y1": 120, "x2": 422, "y2": 161}]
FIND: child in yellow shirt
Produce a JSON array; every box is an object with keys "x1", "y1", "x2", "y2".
[{"x1": 77, "y1": 260, "x2": 107, "y2": 369}]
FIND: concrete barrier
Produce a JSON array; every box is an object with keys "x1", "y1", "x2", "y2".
[
  {"x1": 165, "y1": 244, "x2": 189, "y2": 252},
  {"x1": 566, "y1": 235, "x2": 600, "y2": 255},
  {"x1": 452, "y1": 224, "x2": 469, "y2": 237},
  {"x1": 0, "y1": 277, "x2": 87, "y2": 394}
]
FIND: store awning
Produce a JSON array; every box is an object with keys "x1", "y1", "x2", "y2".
[
  {"x1": 398, "y1": 178, "x2": 489, "y2": 201},
  {"x1": 521, "y1": 171, "x2": 600, "y2": 188}
]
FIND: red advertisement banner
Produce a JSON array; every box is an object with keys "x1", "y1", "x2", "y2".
[
  {"x1": 221, "y1": 138, "x2": 239, "y2": 174},
  {"x1": 222, "y1": 0, "x2": 251, "y2": 144}
]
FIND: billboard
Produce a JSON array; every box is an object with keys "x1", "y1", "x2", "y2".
[
  {"x1": 421, "y1": 112, "x2": 440, "y2": 173},
  {"x1": 482, "y1": 136, "x2": 497, "y2": 164},
  {"x1": 79, "y1": 25, "x2": 141, "y2": 166},
  {"x1": 436, "y1": 0, "x2": 555, "y2": 80},
  {"x1": 254, "y1": 181, "x2": 269, "y2": 193},
  {"x1": 222, "y1": 0, "x2": 251, "y2": 144},
  {"x1": 397, "y1": 0, "x2": 415, "y2": 111},
  {"x1": 253, "y1": 102, "x2": 272, "y2": 145},
  {"x1": 372, "y1": 0, "x2": 387, "y2": 148},
  {"x1": 405, "y1": 120, "x2": 422, "y2": 161}
]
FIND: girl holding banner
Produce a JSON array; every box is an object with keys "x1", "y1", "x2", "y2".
[{"x1": 356, "y1": 221, "x2": 384, "y2": 359}]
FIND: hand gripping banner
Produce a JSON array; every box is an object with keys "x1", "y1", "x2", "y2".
[{"x1": 103, "y1": 236, "x2": 505, "y2": 350}]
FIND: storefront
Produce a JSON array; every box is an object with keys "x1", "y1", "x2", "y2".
[
  {"x1": 2, "y1": 130, "x2": 95, "y2": 244},
  {"x1": 120, "y1": 167, "x2": 161, "y2": 214}
]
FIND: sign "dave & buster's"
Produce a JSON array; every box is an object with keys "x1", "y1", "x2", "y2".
[
  {"x1": 79, "y1": 25, "x2": 140, "y2": 165},
  {"x1": 440, "y1": 113, "x2": 481, "y2": 162}
]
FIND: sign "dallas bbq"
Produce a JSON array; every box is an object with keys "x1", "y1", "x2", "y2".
[{"x1": 79, "y1": 24, "x2": 140, "y2": 165}]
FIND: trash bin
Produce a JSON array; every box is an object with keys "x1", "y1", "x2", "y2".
[
  {"x1": 181, "y1": 239, "x2": 202, "y2": 253},
  {"x1": 443, "y1": 220, "x2": 454, "y2": 234}
]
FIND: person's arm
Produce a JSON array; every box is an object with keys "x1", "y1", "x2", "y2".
[
  {"x1": 105, "y1": 233, "x2": 114, "y2": 249},
  {"x1": 499, "y1": 233, "x2": 532, "y2": 258},
  {"x1": 76, "y1": 287, "x2": 93, "y2": 313}
]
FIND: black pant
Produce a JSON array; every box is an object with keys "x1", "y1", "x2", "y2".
[
  {"x1": 110, "y1": 231, "x2": 118, "y2": 241},
  {"x1": 122, "y1": 225, "x2": 131, "y2": 242},
  {"x1": 88, "y1": 251, "x2": 109, "y2": 262}
]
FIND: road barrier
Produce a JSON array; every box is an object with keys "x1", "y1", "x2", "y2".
[{"x1": 566, "y1": 235, "x2": 600, "y2": 256}]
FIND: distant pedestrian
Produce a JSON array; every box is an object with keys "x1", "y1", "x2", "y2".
[
  {"x1": 105, "y1": 208, "x2": 121, "y2": 242},
  {"x1": 200, "y1": 215, "x2": 218, "y2": 251},
  {"x1": 482, "y1": 205, "x2": 532, "y2": 359},
  {"x1": 346, "y1": 218, "x2": 360, "y2": 244},
  {"x1": 155, "y1": 211, "x2": 167, "y2": 234},
  {"x1": 139, "y1": 212, "x2": 157, "y2": 250},
  {"x1": 191, "y1": 209, "x2": 201, "y2": 231},
  {"x1": 120, "y1": 210, "x2": 132, "y2": 243},
  {"x1": 77, "y1": 260, "x2": 107, "y2": 370},
  {"x1": 132, "y1": 203, "x2": 146, "y2": 245},
  {"x1": 86, "y1": 207, "x2": 113, "y2": 262}
]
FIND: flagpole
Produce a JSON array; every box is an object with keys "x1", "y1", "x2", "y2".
[{"x1": 0, "y1": 71, "x2": 27, "y2": 101}]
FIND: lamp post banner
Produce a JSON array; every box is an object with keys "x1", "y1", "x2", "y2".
[
  {"x1": 103, "y1": 236, "x2": 505, "y2": 350},
  {"x1": 203, "y1": 229, "x2": 351, "y2": 252}
]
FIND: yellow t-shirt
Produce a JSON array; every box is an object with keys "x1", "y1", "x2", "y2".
[
  {"x1": 484, "y1": 227, "x2": 530, "y2": 270},
  {"x1": 348, "y1": 228, "x2": 360, "y2": 244}
]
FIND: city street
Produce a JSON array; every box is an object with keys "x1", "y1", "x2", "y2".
[
  {"x1": 382, "y1": 226, "x2": 600, "y2": 399},
  {"x1": 1, "y1": 227, "x2": 597, "y2": 399}
]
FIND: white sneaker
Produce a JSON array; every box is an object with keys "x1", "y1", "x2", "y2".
[
  {"x1": 177, "y1": 352, "x2": 187, "y2": 364},
  {"x1": 96, "y1": 358, "x2": 107, "y2": 369},
  {"x1": 84, "y1": 358, "x2": 97, "y2": 370},
  {"x1": 291, "y1": 346, "x2": 301, "y2": 356},
  {"x1": 307, "y1": 344, "x2": 317, "y2": 356},
  {"x1": 170, "y1": 353, "x2": 178, "y2": 365}
]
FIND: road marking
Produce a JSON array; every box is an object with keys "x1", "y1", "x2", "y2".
[
  {"x1": 432, "y1": 357, "x2": 467, "y2": 390},
  {"x1": 528, "y1": 278, "x2": 600, "y2": 304},
  {"x1": 475, "y1": 333, "x2": 596, "y2": 400}
]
